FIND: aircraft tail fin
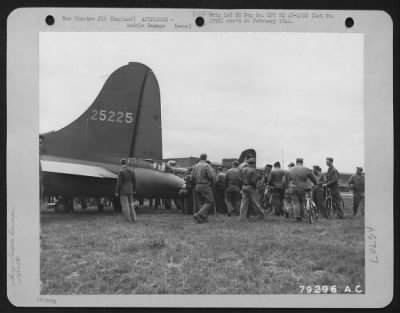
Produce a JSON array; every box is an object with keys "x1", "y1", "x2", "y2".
[
  {"x1": 238, "y1": 149, "x2": 256, "y2": 166},
  {"x1": 41, "y1": 62, "x2": 162, "y2": 162}
]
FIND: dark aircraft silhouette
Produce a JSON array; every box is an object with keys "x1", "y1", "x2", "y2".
[
  {"x1": 238, "y1": 149, "x2": 257, "y2": 167},
  {"x1": 40, "y1": 62, "x2": 184, "y2": 212}
]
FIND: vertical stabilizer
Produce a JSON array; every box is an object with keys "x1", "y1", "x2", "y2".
[{"x1": 41, "y1": 62, "x2": 162, "y2": 162}]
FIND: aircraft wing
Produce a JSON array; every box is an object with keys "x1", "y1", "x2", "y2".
[{"x1": 41, "y1": 160, "x2": 118, "y2": 179}]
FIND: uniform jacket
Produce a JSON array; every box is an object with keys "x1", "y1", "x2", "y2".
[
  {"x1": 284, "y1": 165, "x2": 317, "y2": 190},
  {"x1": 241, "y1": 166, "x2": 258, "y2": 188},
  {"x1": 267, "y1": 168, "x2": 285, "y2": 189},
  {"x1": 238, "y1": 161, "x2": 248, "y2": 171},
  {"x1": 314, "y1": 172, "x2": 325, "y2": 184},
  {"x1": 225, "y1": 167, "x2": 241, "y2": 192},
  {"x1": 216, "y1": 172, "x2": 226, "y2": 189},
  {"x1": 326, "y1": 166, "x2": 340, "y2": 188},
  {"x1": 115, "y1": 166, "x2": 136, "y2": 195},
  {"x1": 348, "y1": 174, "x2": 365, "y2": 193},
  {"x1": 191, "y1": 160, "x2": 216, "y2": 186}
]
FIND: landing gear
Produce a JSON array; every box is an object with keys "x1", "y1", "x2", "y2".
[{"x1": 54, "y1": 196, "x2": 74, "y2": 213}]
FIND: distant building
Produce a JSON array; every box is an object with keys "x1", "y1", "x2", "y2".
[
  {"x1": 222, "y1": 158, "x2": 237, "y2": 167},
  {"x1": 163, "y1": 157, "x2": 198, "y2": 168}
]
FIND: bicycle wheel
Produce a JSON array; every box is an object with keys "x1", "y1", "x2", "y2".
[
  {"x1": 332, "y1": 201, "x2": 337, "y2": 216},
  {"x1": 325, "y1": 197, "x2": 332, "y2": 218}
]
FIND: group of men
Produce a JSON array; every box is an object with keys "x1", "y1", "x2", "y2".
[
  {"x1": 180, "y1": 153, "x2": 365, "y2": 224},
  {"x1": 83, "y1": 151, "x2": 364, "y2": 224}
]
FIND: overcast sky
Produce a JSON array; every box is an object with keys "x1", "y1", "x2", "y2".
[{"x1": 40, "y1": 32, "x2": 364, "y2": 172}]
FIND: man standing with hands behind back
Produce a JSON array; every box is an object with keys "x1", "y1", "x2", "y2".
[{"x1": 115, "y1": 159, "x2": 137, "y2": 223}]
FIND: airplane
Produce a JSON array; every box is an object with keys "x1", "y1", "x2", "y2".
[
  {"x1": 40, "y1": 62, "x2": 184, "y2": 212},
  {"x1": 165, "y1": 160, "x2": 188, "y2": 176}
]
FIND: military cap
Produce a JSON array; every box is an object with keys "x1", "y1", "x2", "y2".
[
  {"x1": 288, "y1": 162, "x2": 295, "y2": 168},
  {"x1": 120, "y1": 158, "x2": 127, "y2": 165},
  {"x1": 248, "y1": 158, "x2": 256, "y2": 164},
  {"x1": 356, "y1": 166, "x2": 363, "y2": 171},
  {"x1": 296, "y1": 158, "x2": 303, "y2": 163},
  {"x1": 232, "y1": 160, "x2": 239, "y2": 167},
  {"x1": 326, "y1": 157, "x2": 334, "y2": 162},
  {"x1": 266, "y1": 164, "x2": 273, "y2": 168}
]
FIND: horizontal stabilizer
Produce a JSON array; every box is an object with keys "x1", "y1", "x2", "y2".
[{"x1": 41, "y1": 160, "x2": 117, "y2": 179}]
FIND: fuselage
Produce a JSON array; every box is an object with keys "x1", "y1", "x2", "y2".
[{"x1": 41, "y1": 155, "x2": 184, "y2": 199}]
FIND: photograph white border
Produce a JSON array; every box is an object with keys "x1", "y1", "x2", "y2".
[{"x1": 7, "y1": 8, "x2": 393, "y2": 307}]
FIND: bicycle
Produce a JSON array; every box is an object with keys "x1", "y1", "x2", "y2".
[
  {"x1": 304, "y1": 188, "x2": 318, "y2": 224},
  {"x1": 324, "y1": 187, "x2": 345, "y2": 218}
]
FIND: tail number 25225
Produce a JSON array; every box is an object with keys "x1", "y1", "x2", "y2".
[{"x1": 90, "y1": 109, "x2": 133, "y2": 124}]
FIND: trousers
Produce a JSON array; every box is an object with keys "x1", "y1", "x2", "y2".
[
  {"x1": 353, "y1": 191, "x2": 365, "y2": 216},
  {"x1": 183, "y1": 190, "x2": 194, "y2": 215},
  {"x1": 239, "y1": 185, "x2": 264, "y2": 221},
  {"x1": 194, "y1": 184, "x2": 215, "y2": 222},
  {"x1": 193, "y1": 189, "x2": 199, "y2": 214},
  {"x1": 330, "y1": 187, "x2": 344, "y2": 218},
  {"x1": 270, "y1": 188, "x2": 285, "y2": 216},
  {"x1": 120, "y1": 195, "x2": 136, "y2": 222},
  {"x1": 215, "y1": 186, "x2": 227, "y2": 213},
  {"x1": 284, "y1": 187, "x2": 305, "y2": 218},
  {"x1": 225, "y1": 190, "x2": 241, "y2": 215}
]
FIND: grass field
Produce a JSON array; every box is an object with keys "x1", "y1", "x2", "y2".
[{"x1": 40, "y1": 194, "x2": 364, "y2": 294}]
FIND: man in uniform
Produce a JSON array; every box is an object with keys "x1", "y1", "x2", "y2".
[
  {"x1": 179, "y1": 167, "x2": 194, "y2": 215},
  {"x1": 348, "y1": 166, "x2": 365, "y2": 216},
  {"x1": 225, "y1": 160, "x2": 241, "y2": 216},
  {"x1": 312, "y1": 165, "x2": 327, "y2": 218},
  {"x1": 239, "y1": 158, "x2": 265, "y2": 222},
  {"x1": 283, "y1": 158, "x2": 317, "y2": 222},
  {"x1": 262, "y1": 164, "x2": 273, "y2": 211},
  {"x1": 215, "y1": 167, "x2": 227, "y2": 214},
  {"x1": 267, "y1": 161, "x2": 286, "y2": 216},
  {"x1": 322, "y1": 157, "x2": 344, "y2": 219},
  {"x1": 282, "y1": 162, "x2": 295, "y2": 217},
  {"x1": 191, "y1": 153, "x2": 216, "y2": 223},
  {"x1": 115, "y1": 159, "x2": 137, "y2": 223}
]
